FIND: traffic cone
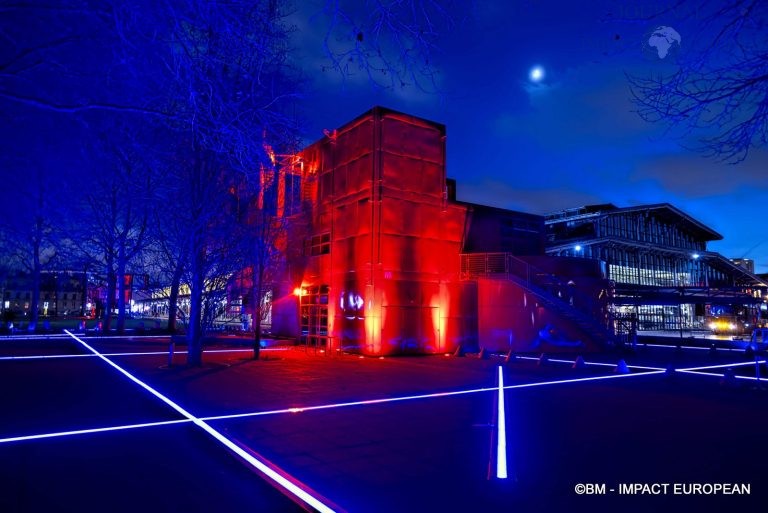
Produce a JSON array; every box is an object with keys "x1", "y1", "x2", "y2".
[
  {"x1": 538, "y1": 353, "x2": 549, "y2": 366},
  {"x1": 572, "y1": 355, "x2": 586, "y2": 369},
  {"x1": 614, "y1": 359, "x2": 630, "y2": 374}
]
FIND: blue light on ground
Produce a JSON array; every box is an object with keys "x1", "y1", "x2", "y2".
[
  {"x1": 496, "y1": 366, "x2": 508, "y2": 479},
  {"x1": 62, "y1": 330, "x2": 340, "y2": 513}
]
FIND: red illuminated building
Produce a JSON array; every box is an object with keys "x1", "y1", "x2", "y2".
[{"x1": 271, "y1": 107, "x2": 608, "y2": 355}]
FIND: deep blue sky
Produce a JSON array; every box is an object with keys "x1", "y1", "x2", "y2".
[
  {"x1": 1, "y1": 1, "x2": 765, "y2": 273},
  {"x1": 295, "y1": 0, "x2": 768, "y2": 273}
]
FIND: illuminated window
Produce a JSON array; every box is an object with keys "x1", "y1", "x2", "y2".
[{"x1": 304, "y1": 233, "x2": 331, "y2": 256}]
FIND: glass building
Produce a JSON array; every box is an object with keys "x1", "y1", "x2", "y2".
[{"x1": 545, "y1": 204, "x2": 767, "y2": 332}]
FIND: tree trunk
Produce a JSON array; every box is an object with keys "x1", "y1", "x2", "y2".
[
  {"x1": 104, "y1": 266, "x2": 116, "y2": 332},
  {"x1": 116, "y1": 242, "x2": 127, "y2": 334},
  {"x1": 252, "y1": 259, "x2": 266, "y2": 360},
  {"x1": 29, "y1": 253, "x2": 41, "y2": 331},
  {"x1": 186, "y1": 247, "x2": 205, "y2": 366},
  {"x1": 167, "y1": 262, "x2": 183, "y2": 334},
  {"x1": 253, "y1": 319, "x2": 262, "y2": 360},
  {"x1": 81, "y1": 271, "x2": 88, "y2": 316}
]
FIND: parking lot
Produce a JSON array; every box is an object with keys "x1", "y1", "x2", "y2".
[{"x1": 1, "y1": 333, "x2": 766, "y2": 512}]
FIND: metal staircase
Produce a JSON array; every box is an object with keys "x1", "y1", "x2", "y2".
[{"x1": 461, "y1": 253, "x2": 616, "y2": 347}]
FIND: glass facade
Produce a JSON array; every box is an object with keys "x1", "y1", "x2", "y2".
[{"x1": 545, "y1": 204, "x2": 766, "y2": 332}]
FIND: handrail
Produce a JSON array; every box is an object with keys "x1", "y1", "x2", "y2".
[{"x1": 460, "y1": 252, "x2": 612, "y2": 335}]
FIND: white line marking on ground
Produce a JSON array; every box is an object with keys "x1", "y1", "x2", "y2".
[
  {"x1": 677, "y1": 360, "x2": 765, "y2": 372},
  {"x1": 514, "y1": 355, "x2": 665, "y2": 371},
  {"x1": 0, "y1": 348, "x2": 288, "y2": 361},
  {"x1": 0, "y1": 419, "x2": 192, "y2": 444},
  {"x1": 496, "y1": 366, "x2": 508, "y2": 479},
  {"x1": 677, "y1": 369, "x2": 764, "y2": 381},
  {"x1": 63, "y1": 330, "x2": 338, "y2": 513}
]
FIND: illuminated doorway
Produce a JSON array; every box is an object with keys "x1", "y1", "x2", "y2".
[{"x1": 300, "y1": 285, "x2": 329, "y2": 350}]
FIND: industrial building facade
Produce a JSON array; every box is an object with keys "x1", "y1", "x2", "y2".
[
  {"x1": 271, "y1": 108, "x2": 609, "y2": 355},
  {"x1": 265, "y1": 107, "x2": 767, "y2": 354}
]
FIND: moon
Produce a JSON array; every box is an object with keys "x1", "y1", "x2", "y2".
[{"x1": 529, "y1": 65, "x2": 545, "y2": 82}]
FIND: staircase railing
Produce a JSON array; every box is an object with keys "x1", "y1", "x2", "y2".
[{"x1": 461, "y1": 252, "x2": 614, "y2": 343}]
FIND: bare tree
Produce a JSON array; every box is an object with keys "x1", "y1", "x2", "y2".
[
  {"x1": 0, "y1": 165, "x2": 63, "y2": 330},
  {"x1": 627, "y1": 0, "x2": 768, "y2": 162},
  {"x1": 318, "y1": 0, "x2": 462, "y2": 91},
  {"x1": 1, "y1": 0, "x2": 463, "y2": 363},
  {"x1": 73, "y1": 126, "x2": 153, "y2": 333}
]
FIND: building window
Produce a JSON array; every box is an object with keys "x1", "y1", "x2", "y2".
[{"x1": 304, "y1": 233, "x2": 331, "y2": 256}]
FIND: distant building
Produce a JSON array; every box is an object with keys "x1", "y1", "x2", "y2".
[
  {"x1": 1, "y1": 271, "x2": 91, "y2": 318},
  {"x1": 545, "y1": 204, "x2": 767, "y2": 331},
  {"x1": 730, "y1": 258, "x2": 755, "y2": 274}
]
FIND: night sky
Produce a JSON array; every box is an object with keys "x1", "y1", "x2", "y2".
[
  {"x1": 1, "y1": 1, "x2": 766, "y2": 272},
  {"x1": 296, "y1": 0, "x2": 768, "y2": 273}
]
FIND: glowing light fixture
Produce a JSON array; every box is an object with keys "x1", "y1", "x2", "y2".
[
  {"x1": 496, "y1": 366, "x2": 508, "y2": 479},
  {"x1": 0, "y1": 419, "x2": 191, "y2": 444},
  {"x1": 63, "y1": 331, "x2": 338, "y2": 513},
  {"x1": 202, "y1": 372, "x2": 662, "y2": 423},
  {"x1": 574, "y1": 245, "x2": 582, "y2": 252},
  {"x1": 506, "y1": 371, "x2": 664, "y2": 390},
  {"x1": 678, "y1": 369, "x2": 763, "y2": 382},
  {"x1": 678, "y1": 360, "x2": 766, "y2": 372},
  {"x1": 514, "y1": 355, "x2": 664, "y2": 371},
  {"x1": 0, "y1": 348, "x2": 281, "y2": 362}
]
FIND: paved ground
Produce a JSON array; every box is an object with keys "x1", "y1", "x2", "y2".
[{"x1": 1, "y1": 333, "x2": 767, "y2": 512}]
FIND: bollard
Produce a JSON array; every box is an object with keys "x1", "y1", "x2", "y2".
[
  {"x1": 721, "y1": 368, "x2": 737, "y2": 387},
  {"x1": 168, "y1": 340, "x2": 175, "y2": 368}
]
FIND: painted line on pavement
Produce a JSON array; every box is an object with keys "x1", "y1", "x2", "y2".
[
  {"x1": 496, "y1": 366, "x2": 508, "y2": 479},
  {"x1": 63, "y1": 330, "x2": 339, "y2": 513}
]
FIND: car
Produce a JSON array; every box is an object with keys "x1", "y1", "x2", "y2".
[{"x1": 707, "y1": 316, "x2": 750, "y2": 335}]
